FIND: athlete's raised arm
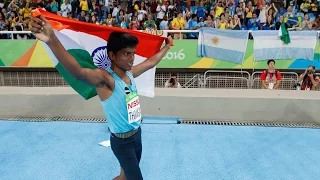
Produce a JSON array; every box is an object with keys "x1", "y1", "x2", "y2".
[
  {"x1": 131, "y1": 36, "x2": 173, "y2": 78},
  {"x1": 30, "y1": 15, "x2": 108, "y2": 87}
]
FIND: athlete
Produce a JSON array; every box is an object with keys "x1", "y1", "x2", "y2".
[{"x1": 30, "y1": 15, "x2": 173, "y2": 180}]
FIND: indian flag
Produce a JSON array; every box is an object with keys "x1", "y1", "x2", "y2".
[
  {"x1": 35, "y1": 9, "x2": 165, "y2": 100},
  {"x1": 251, "y1": 30, "x2": 317, "y2": 61}
]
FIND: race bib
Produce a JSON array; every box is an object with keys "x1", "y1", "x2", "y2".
[
  {"x1": 268, "y1": 83, "x2": 274, "y2": 89},
  {"x1": 126, "y1": 91, "x2": 142, "y2": 124}
]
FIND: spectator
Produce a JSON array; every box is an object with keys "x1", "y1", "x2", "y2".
[
  {"x1": 0, "y1": 0, "x2": 318, "y2": 39},
  {"x1": 236, "y1": 1, "x2": 245, "y2": 23},
  {"x1": 297, "y1": 66, "x2": 319, "y2": 90},
  {"x1": 262, "y1": 15, "x2": 275, "y2": 29},
  {"x1": 187, "y1": 13, "x2": 199, "y2": 38},
  {"x1": 217, "y1": 13, "x2": 227, "y2": 29},
  {"x1": 245, "y1": 1, "x2": 254, "y2": 26},
  {"x1": 260, "y1": 59, "x2": 282, "y2": 89},
  {"x1": 159, "y1": 15, "x2": 169, "y2": 30},
  {"x1": 129, "y1": 15, "x2": 140, "y2": 30},
  {"x1": 0, "y1": 12, "x2": 8, "y2": 39},
  {"x1": 79, "y1": 0, "x2": 90, "y2": 13},
  {"x1": 214, "y1": 1, "x2": 224, "y2": 18},
  {"x1": 61, "y1": 0, "x2": 72, "y2": 18},
  {"x1": 165, "y1": 73, "x2": 181, "y2": 88},
  {"x1": 266, "y1": 3, "x2": 278, "y2": 20},
  {"x1": 156, "y1": 1, "x2": 166, "y2": 26},
  {"x1": 296, "y1": 13, "x2": 313, "y2": 30},
  {"x1": 204, "y1": 14, "x2": 215, "y2": 28},
  {"x1": 171, "y1": 12, "x2": 185, "y2": 38},
  {"x1": 50, "y1": 0, "x2": 59, "y2": 14},
  {"x1": 144, "y1": 14, "x2": 157, "y2": 30},
  {"x1": 229, "y1": 14, "x2": 241, "y2": 29},
  {"x1": 195, "y1": 1, "x2": 207, "y2": 20},
  {"x1": 258, "y1": 0, "x2": 268, "y2": 27}
]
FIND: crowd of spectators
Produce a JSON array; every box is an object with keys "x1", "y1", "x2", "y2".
[{"x1": 0, "y1": 0, "x2": 320, "y2": 39}]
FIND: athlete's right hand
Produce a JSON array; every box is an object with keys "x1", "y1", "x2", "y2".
[{"x1": 31, "y1": 15, "x2": 54, "y2": 43}]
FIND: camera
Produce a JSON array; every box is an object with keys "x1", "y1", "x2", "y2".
[
  {"x1": 294, "y1": 82, "x2": 301, "y2": 90},
  {"x1": 169, "y1": 78, "x2": 175, "y2": 85},
  {"x1": 307, "y1": 70, "x2": 313, "y2": 74}
]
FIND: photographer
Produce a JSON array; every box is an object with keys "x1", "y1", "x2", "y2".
[
  {"x1": 165, "y1": 73, "x2": 181, "y2": 88},
  {"x1": 297, "y1": 66, "x2": 319, "y2": 91}
]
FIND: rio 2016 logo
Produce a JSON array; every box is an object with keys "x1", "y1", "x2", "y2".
[{"x1": 163, "y1": 49, "x2": 185, "y2": 60}]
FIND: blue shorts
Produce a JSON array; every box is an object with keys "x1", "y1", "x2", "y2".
[{"x1": 110, "y1": 127, "x2": 143, "y2": 180}]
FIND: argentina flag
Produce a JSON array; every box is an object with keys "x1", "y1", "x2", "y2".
[
  {"x1": 251, "y1": 30, "x2": 317, "y2": 61},
  {"x1": 198, "y1": 28, "x2": 249, "y2": 64}
]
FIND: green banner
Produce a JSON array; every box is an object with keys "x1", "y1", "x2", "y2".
[
  {"x1": 158, "y1": 40, "x2": 320, "y2": 69},
  {"x1": 0, "y1": 39, "x2": 319, "y2": 69},
  {"x1": 157, "y1": 40, "x2": 199, "y2": 68}
]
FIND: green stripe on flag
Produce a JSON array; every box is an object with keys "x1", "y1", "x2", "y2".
[{"x1": 56, "y1": 49, "x2": 98, "y2": 100}]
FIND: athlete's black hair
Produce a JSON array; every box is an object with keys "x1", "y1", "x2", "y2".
[{"x1": 107, "y1": 32, "x2": 139, "y2": 54}]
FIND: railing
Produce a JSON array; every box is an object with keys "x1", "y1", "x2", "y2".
[
  {"x1": 204, "y1": 76, "x2": 250, "y2": 89},
  {"x1": 251, "y1": 71, "x2": 299, "y2": 89},
  {"x1": 0, "y1": 69, "x2": 312, "y2": 90},
  {"x1": 182, "y1": 73, "x2": 203, "y2": 88},
  {"x1": 204, "y1": 70, "x2": 251, "y2": 86},
  {"x1": 0, "y1": 71, "x2": 4, "y2": 86}
]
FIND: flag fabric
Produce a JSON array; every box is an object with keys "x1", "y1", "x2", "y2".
[
  {"x1": 35, "y1": 9, "x2": 165, "y2": 100},
  {"x1": 251, "y1": 30, "x2": 317, "y2": 61},
  {"x1": 278, "y1": 22, "x2": 290, "y2": 44},
  {"x1": 197, "y1": 27, "x2": 249, "y2": 64}
]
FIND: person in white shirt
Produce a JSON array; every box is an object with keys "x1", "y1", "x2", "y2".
[
  {"x1": 61, "y1": 0, "x2": 72, "y2": 17},
  {"x1": 156, "y1": 1, "x2": 166, "y2": 26},
  {"x1": 112, "y1": 5, "x2": 119, "y2": 17}
]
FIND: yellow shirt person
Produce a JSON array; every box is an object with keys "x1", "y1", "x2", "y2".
[
  {"x1": 79, "y1": 0, "x2": 89, "y2": 12},
  {"x1": 172, "y1": 13, "x2": 185, "y2": 30}
]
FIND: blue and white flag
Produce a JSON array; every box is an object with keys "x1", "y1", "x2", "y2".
[
  {"x1": 198, "y1": 28, "x2": 249, "y2": 64},
  {"x1": 251, "y1": 30, "x2": 317, "y2": 61}
]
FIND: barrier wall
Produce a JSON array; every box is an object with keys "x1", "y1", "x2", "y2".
[
  {"x1": 1, "y1": 39, "x2": 320, "y2": 69},
  {"x1": 0, "y1": 87, "x2": 319, "y2": 124}
]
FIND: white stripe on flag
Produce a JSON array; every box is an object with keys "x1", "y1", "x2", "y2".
[
  {"x1": 254, "y1": 38, "x2": 315, "y2": 49},
  {"x1": 60, "y1": 29, "x2": 107, "y2": 56},
  {"x1": 201, "y1": 33, "x2": 248, "y2": 52},
  {"x1": 42, "y1": 30, "x2": 85, "y2": 66}
]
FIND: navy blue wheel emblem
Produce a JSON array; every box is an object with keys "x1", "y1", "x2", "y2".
[{"x1": 91, "y1": 46, "x2": 111, "y2": 69}]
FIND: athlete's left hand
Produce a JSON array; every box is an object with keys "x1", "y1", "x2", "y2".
[{"x1": 165, "y1": 35, "x2": 173, "y2": 46}]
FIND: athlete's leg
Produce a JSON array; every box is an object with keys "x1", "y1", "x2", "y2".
[
  {"x1": 110, "y1": 130, "x2": 143, "y2": 180},
  {"x1": 134, "y1": 128, "x2": 142, "y2": 163}
]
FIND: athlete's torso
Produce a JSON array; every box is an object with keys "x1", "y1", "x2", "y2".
[{"x1": 97, "y1": 68, "x2": 142, "y2": 134}]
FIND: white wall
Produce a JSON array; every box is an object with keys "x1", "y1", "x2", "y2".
[{"x1": 0, "y1": 87, "x2": 319, "y2": 124}]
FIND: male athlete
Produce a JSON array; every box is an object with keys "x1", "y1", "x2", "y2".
[{"x1": 31, "y1": 15, "x2": 172, "y2": 180}]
